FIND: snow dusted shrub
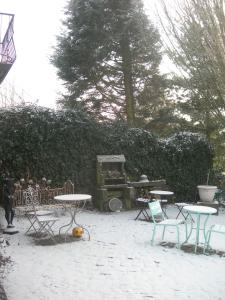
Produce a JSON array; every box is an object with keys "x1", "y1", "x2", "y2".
[
  {"x1": 159, "y1": 132, "x2": 213, "y2": 201},
  {"x1": 104, "y1": 123, "x2": 162, "y2": 181},
  {"x1": 0, "y1": 106, "x2": 213, "y2": 203},
  {"x1": 0, "y1": 105, "x2": 103, "y2": 195}
]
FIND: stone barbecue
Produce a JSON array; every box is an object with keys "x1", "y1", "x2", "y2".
[{"x1": 96, "y1": 155, "x2": 134, "y2": 211}]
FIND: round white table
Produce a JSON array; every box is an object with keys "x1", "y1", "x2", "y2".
[
  {"x1": 183, "y1": 205, "x2": 217, "y2": 253},
  {"x1": 54, "y1": 194, "x2": 92, "y2": 240},
  {"x1": 149, "y1": 190, "x2": 174, "y2": 197},
  {"x1": 149, "y1": 190, "x2": 174, "y2": 218}
]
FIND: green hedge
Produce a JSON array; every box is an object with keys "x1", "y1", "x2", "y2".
[
  {"x1": 158, "y1": 133, "x2": 213, "y2": 201},
  {"x1": 0, "y1": 105, "x2": 213, "y2": 202}
]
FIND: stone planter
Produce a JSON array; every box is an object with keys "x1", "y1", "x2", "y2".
[{"x1": 197, "y1": 185, "x2": 218, "y2": 203}]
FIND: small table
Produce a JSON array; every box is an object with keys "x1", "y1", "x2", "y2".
[
  {"x1": 183, "y1": 205, "x2": 217, "y2": 253},
  {"x1": 149, "y1": 190, "x2": 174, "y2": 218},
  {"x1": 54, "y1": 194, "x2": 92, "y2": 240}
]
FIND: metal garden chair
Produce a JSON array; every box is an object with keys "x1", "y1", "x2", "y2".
[
  {"x1": 204, "y1": 224, "x2": 225, "y2": 254},
  {"x1": 23, "y1": 187, "x2": 59, "y2": 241},
  {"x1": 148, "y1": 200, "x2": 187, "y2": 248}
]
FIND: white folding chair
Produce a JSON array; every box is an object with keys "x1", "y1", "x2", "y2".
[
  {"x1": 23, "y1": 187, "x2": 57, "y2": 238},
  {"x1": 148, "y1": 200, "x2": 187, "y2": 248},
  {"x1": 31, "y1": 204, "x2": 59, "y2": 243}
]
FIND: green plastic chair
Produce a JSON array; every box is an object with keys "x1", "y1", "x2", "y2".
[
  {"x1": 148, "y1": 200, "x2": 187, "y2": 248},
  {"x1": 204, "y1": 224, "x2": 225, "y2": 254}
]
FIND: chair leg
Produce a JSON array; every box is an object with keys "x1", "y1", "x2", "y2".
[
  {"x1": 204, "y1": 230, "x2": 212, "y2": 254},
  {"x1": 184, "y1": 222, "x2": 188, "y2": 240},
  {"x1": 38, "y1": 221, "x2": 57, "y2": 243},
  {"x1": 176, "y1": 226, "x2": 180, "y2": 248},
  {"x1": 45, "y1": 222, "x2": 57, "y2": 243},
  {"x1": 162, "y1": 226, "x2": 166, "y2": 240},
  {"x1": 25, "y1": 220, "x2": 37, "y2": 234},
  {"x1": 25, "y1": 215, "x2": 38, "y2": 234},
  {"x1": 203, "y1": 231, "x2": 208, "y2": 254},
  {"x1": 151, "y1": 225, "x2": 156, "y2": 245},
  {"x1": 47, "y1": 222, "x2": 56, "y2": 235}
]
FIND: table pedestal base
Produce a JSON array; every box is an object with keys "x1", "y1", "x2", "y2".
[
  {"x1": 182, "y1": 212, "x2": 210, "y2": 253},
  {"x1": 59, "y1": 209, "x2": 90, "y2": 241}
]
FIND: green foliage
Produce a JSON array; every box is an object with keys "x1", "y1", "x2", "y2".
[
  {"x1": 106, "y1": 124, "x2": 162, "y2": 179},
  {"x1": 159, "y1": 132, "x2": 213, "y2": 200},
  {"x1": 0, "y1": 106, "x2": 103, "y2": 192},
  {"x1": 159, "y1": 0, "x2": 225, "y2": 168},
  {"x1": 160, "y1": 0, "x2": 225, "y2": 122},
  {"x1": 52, "y1": 0, "x2": 165, "y2": 126},
  {"x1": 0, "y1": 106, "x2": 213, "y2": 201}
]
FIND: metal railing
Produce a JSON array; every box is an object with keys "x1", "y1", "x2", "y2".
[
  {"x1": 0, "y1": 13, "x2": 16, "y2": 64},
  {"x1": 14, "y1": 180, "x2": 75, "y2": 207}
]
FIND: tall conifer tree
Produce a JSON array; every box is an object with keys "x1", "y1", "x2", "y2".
[{"x1": 52, "y1": 0, "x2": 165, "y2": 127}]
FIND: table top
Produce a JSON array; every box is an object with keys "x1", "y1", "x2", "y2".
[
  {"x1": 149, "y1": 190, "x2": 174, "y2": 196},
  {"x1": 54, "y1": 194, "x2": 92, "y2": 202},
  {"x1": 136, "y1": 198, "x2": 150, "y2": 203},
  {"x1": 184, "y1": 205, "x2": 217, "y2": 215},
  {"x1": 175, "y1": 202, "x2": 188, "y2": 207}
]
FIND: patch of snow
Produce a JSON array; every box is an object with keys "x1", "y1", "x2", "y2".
[{"x1": 1, "y1": 206, "x2": 225, "y2": 300}]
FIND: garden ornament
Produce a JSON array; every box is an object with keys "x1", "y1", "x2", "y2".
[
  {"x1": 139, "y1": 175, "x2": 149, "y2": 183},
  {"x1": 2, "y1": 176, "x2": 19, "y2": 234}
]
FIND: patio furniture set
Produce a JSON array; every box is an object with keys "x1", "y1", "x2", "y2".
[
  {"x1": 17, "y1": 185, "x2": 225, "y2": 254},
  {"x1": 22, "y1": 186, "x2": 91, "y2": 243},
  {"x1": 135, "y1": 189, "x2": 225, "y2": 254}
]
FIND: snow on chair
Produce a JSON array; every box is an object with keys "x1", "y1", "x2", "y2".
[{"x1": 148, "y1": 200, "x2": 187, "y2": 248}]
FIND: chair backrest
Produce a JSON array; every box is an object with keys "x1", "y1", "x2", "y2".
[
  {"x1": 148, "y1": 200, "x2": 164, "y2": 223},
  {"x1": 23, "y1": 186, "x2": 39, "y2": 209},
  {"x1": 63, "y1": 180, "x2": 74, "y2": 194}
]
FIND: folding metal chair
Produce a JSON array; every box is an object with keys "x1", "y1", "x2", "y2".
[
  {"x1": 23, "y1": 187, "x2": 57, "y2": 237},
  {"x1": 174, "y1": 202, "x2": 195, "y2": 222},
  {"x1": 148, "y1": 200, "x2": 188, "y2": 248},
  {"x1": 135, "y1": 198, "x2": 151, "y2": 221},
  {"x1": 31, "y1": 204, "x2": 59, "y2": 243}
]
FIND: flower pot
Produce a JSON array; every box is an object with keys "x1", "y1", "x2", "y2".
[{"x1": 197, "y1": 185, "x2": 218, "y2": 203}]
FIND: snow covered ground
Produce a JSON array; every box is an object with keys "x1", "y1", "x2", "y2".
[{"x1": 1, "y1": 205, "x2": 225, "y2": 300}]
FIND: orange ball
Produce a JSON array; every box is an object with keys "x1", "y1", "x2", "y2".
[{"x1": 72, "y1": 227, "x2": 84, "y2": 238}]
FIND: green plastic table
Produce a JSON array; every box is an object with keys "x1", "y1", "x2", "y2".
[{"x1": 183, "y1": 205, "x2": 217, "y2": 253}]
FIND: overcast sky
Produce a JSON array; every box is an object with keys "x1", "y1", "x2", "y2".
[{"x1": 0, "y1": 0, "x2": 164, "y2": 109}]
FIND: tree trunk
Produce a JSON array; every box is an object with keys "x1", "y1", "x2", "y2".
[{"x1": 120, "y1": 35, "x2": 135, "y2": 127}]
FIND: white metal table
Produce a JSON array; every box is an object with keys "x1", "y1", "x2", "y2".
[
  {"x1": 54, "y1": 194, "x2": 92, "y2": 240},
  {"x1": 149, "y1": 190, "x2": 174, "y2": 218},
  {"x1": 183, "y1": 205, "x2": 217, "y2": 253}
]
